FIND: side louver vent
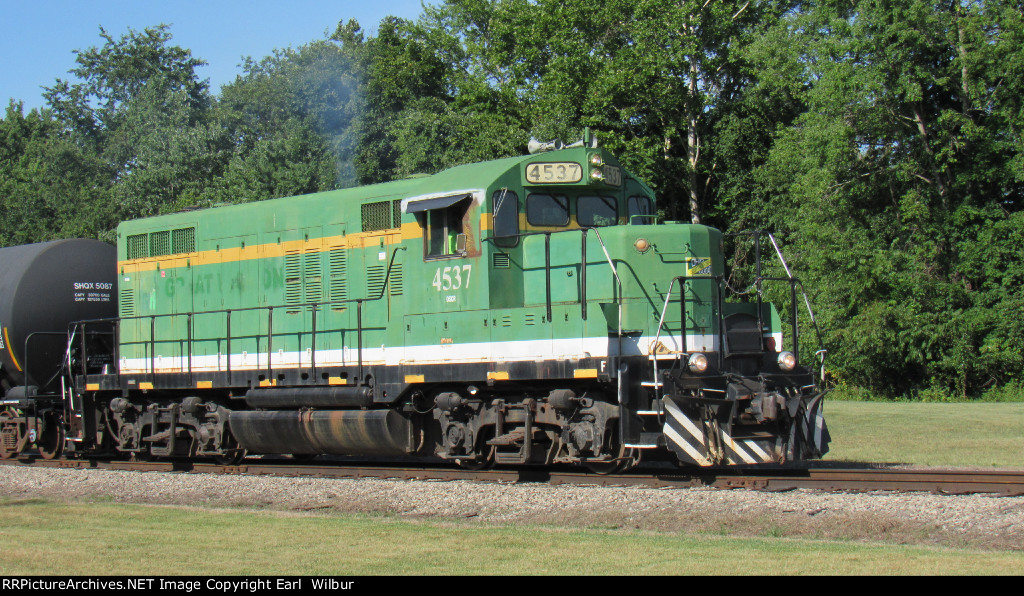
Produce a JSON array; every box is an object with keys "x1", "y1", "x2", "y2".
[
  {"x1": 284, "y1": 251, "x2": 303, "y2": 314},
  {"x1": 328, "y1": 248, "x2": 347, "y2": 311},
  {"x1": 389, "y1": 264, "x2": 404, "y2": 296},
  {"x1": 366, "y1": 265, "x2": 386, "y2": 298},
  {"x1": 120, "y1": 289, "x2": 136, "y2": 317}
]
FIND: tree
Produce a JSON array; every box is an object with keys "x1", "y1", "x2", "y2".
[
  {"x1": 42, "y1": 25, "x2": 222, "y2": 219},
  {"x1": 217, "y1": 30, "x2": 364, "y2": 194},
  {"x1": 755, "y1": 0, "x2": 1024, "y2": 397},
  {"x1": 346, "y1": 15, "x2": 522, "y2": 183},
  {"x1": 414, "y1": 0, "x2": 799, "y2": 223},
  {"x1": 0, "y1": 101, "x2": 114, "y2": 245}
]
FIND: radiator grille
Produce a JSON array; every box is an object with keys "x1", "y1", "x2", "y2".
[
  {"x1": 172, "y1": 227, "x2": 195, "y2": 253},
  {"x1": 362, "y1": 200, "x2": 403, "y2": 232},
  {"x1": 149, "y1": 231, "x2": 170, "y2": 257},
  {"x1": 127, "y1": 235, "x2": 147, "y2": 259}
]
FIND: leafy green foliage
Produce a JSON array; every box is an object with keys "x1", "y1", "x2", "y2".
[
  {"x1": 0, "y1": 101, "x2": 115, "y2": 243},
  {"x1": 1, "y1": 2, "x2": 1021, "y2": 398},
  {"x1": 753, "y1": 0, "x2": 1024, "y2": 397}
]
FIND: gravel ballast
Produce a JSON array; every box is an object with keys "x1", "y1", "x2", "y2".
[{"x1": 2, "y1": 464, "x2": 1022, "y2": 551}]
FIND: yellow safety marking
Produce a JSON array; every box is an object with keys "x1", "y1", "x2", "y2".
[
  {"x1": 574, "y1": 369, "x2": 598, "y2": 379},
  {"x1": 86, "y1": 383, "x2": 100, "y2": 391},
  {"x1": 401, "y1": 222, "x2": 423, "y2": 240},
  {"x1": 487, "y1": 371, "x2": 510, "y2": 381},
  {"x1": 328, "y1": 376, "x2": 347, "y2": 385},
  {"x1": 2, "y1": 327, "x2": 22, "y2": 372},
  {"x1": 686, "y1": 257, "x2": 713, "y2": 276},
  {"x1": 196, "y1": 381, "x2": 213, "y2": 389},
  {"x1": 404, "y1": 374, "x2": 425, "y2": 383},
  {"x1": 139, "y1": 382, "x2": 154, "y2": 390},
  {"x1": 119, "y1": 229, "x2": 408, "y2": 273},
  {"x1": 259, "y1": 379, "x2": 277, "y2": 387}
]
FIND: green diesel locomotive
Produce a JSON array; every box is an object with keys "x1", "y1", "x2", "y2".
[{"x1": 57, "y1": 135, "x2": 829, "y2": 470}]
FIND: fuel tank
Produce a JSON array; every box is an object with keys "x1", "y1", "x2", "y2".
[
  {"x1": 229, "y1": 409, "x2": 415, "y2": 456},
  {"x1": 0, "y1": 239, "x2": 117, "y2": 393}
]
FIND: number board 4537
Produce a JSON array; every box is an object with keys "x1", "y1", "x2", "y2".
[{"x1": 525, "y1": 162, "x2": 583, "y2": 184}]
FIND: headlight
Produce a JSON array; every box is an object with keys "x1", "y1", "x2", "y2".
[
  {"x1": 687, "y1": 353, "x2": 709, "y2": 374},
  {"x1": 589, "y1": 154, "x2": 604, "y2": 166},
  {"x1": 777, "y1": 351, "x2": 797, "y2": 371},
  {"x1": 590, "y1": 168, "x2": 605, "y2": 181}
]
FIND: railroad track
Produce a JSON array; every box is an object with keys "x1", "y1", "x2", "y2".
[{"x1": 3, "y1": 457, "x2": 1023, "y2": 496}]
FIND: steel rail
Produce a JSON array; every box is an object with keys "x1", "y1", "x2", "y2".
[{"x1": 2, "y1": 458, "x2": 1023, "y2": 496}]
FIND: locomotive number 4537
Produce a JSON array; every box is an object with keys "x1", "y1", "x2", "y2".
[{"x1": 432, "y1": 265, "x2": 473, "y2": 292}]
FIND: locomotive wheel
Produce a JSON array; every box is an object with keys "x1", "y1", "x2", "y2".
[
  {"x1": 584, "y1": 429, "x2": 638, "y2": 475},
  {"x1": 585, "y1": 457, "x2": 625, "y2": 475},
  {"x1": 0, "y1": 410, "x2": 26, "y2": 460},
  {"x1": 213, "y1": 449, "x2": 247, "y2": 466},
  {"x1": 37, "y1": 416, "x2": 65, "y2": 460},
  {"x1": 455, "y1": 446, "x2": 495, "y2": 471},
  {"x1": 131, "y1": 447, "x2": 153, "y2": 462},
  {"x1": 585, "y1": 452, "x2": 640, "y2": 475},
  {"x1": 213, "y1": 423, "x2": 246, "y2": 465}
]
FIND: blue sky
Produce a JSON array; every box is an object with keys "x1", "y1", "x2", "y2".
[{"x1": 2, "y1": 1, "x2": 432, "y2": 111}]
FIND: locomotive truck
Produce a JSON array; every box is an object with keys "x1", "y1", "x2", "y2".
[{"x1": 0, "y1": 134, "x2": 829, "y2": 471}]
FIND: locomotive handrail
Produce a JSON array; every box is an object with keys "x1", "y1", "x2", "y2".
[
  {"x1": 67, "y1": 246, "x2": 407, "y2": 391},
  {"x1": 651, "y1": 275, "x2": 726, "y2": 394},
  {"x1": 723, "y1": 230, "x2": 811, "y2": 364},
  {"x1": 651, "y1": 266, "x2": 805, "y2": 396},
  {"x1": 22, "y1": 331, "x2": 79, "y2": 392},
  {"x1": 485, "y1": 226, "x2": 623, "y2": 326},
  {"x1": 486, "y1": 226, "x2": 625, "y2": 377},
  {"x1": 589, "y1": 228, "x2": 625, "y2": 377}
]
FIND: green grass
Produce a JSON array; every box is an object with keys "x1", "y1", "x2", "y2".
[
  {"x1": 821, "y1": 401, "x2": 1024, "y2": 467},
  {"x1": 1, "y1": 501, "x2": 1022, "y2": 575},
  {"x1": 828, "y1": 381, "x2": 1024, "y2": 402}
]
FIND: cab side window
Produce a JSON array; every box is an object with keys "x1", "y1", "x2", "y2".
[
  {"x1": 412, "y1": 196, "x2": 471, "y2": 259},
  {"x1": 427, "y1": 208, "x2": 463, "y2": 257},
  {"x1": 492, "y1": 189, "x2": 520, "y2": 247}
]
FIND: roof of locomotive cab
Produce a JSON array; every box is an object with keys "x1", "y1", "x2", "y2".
[{"x1": 116, "y1": 146, "x2": 632, "y2": 236}]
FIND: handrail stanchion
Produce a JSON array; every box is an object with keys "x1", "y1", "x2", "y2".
[
  {"x1": 225, "y1": 310, "x2": 232, "y2": 380},
  {"x1": 267, "y1": 307, "x2": 274, "y2": 383},
  {"x1": 150, "y1": 316, "x2": 156, "y2": 383},
  {"x1": 754, "y1": 231, "x2": 764, "y2": 344},
  {"x1": 187, "y1": 313, "x2": 193, "y2": 385},
  {"x1": 311, "y1": 303, "x2": 317, "y2": 382},
  {"x1": 357, "y1": 299, "x2": 363, "y2": 384},
  {"x1": 580, "y1": 230, "x2": 587, "y2": 320},
  {"x1": 114, "y1": 318, "x2": 120, "y2": 380},
  {"x1": 790, "y1": 279, "x2": 799, "y2": 361},
  {"x1": 80, "y1": 322, "x2": 88, "y2": 380},
  {"x1": 544, "y1": 233, "x2": 552, "y2": 323}
]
